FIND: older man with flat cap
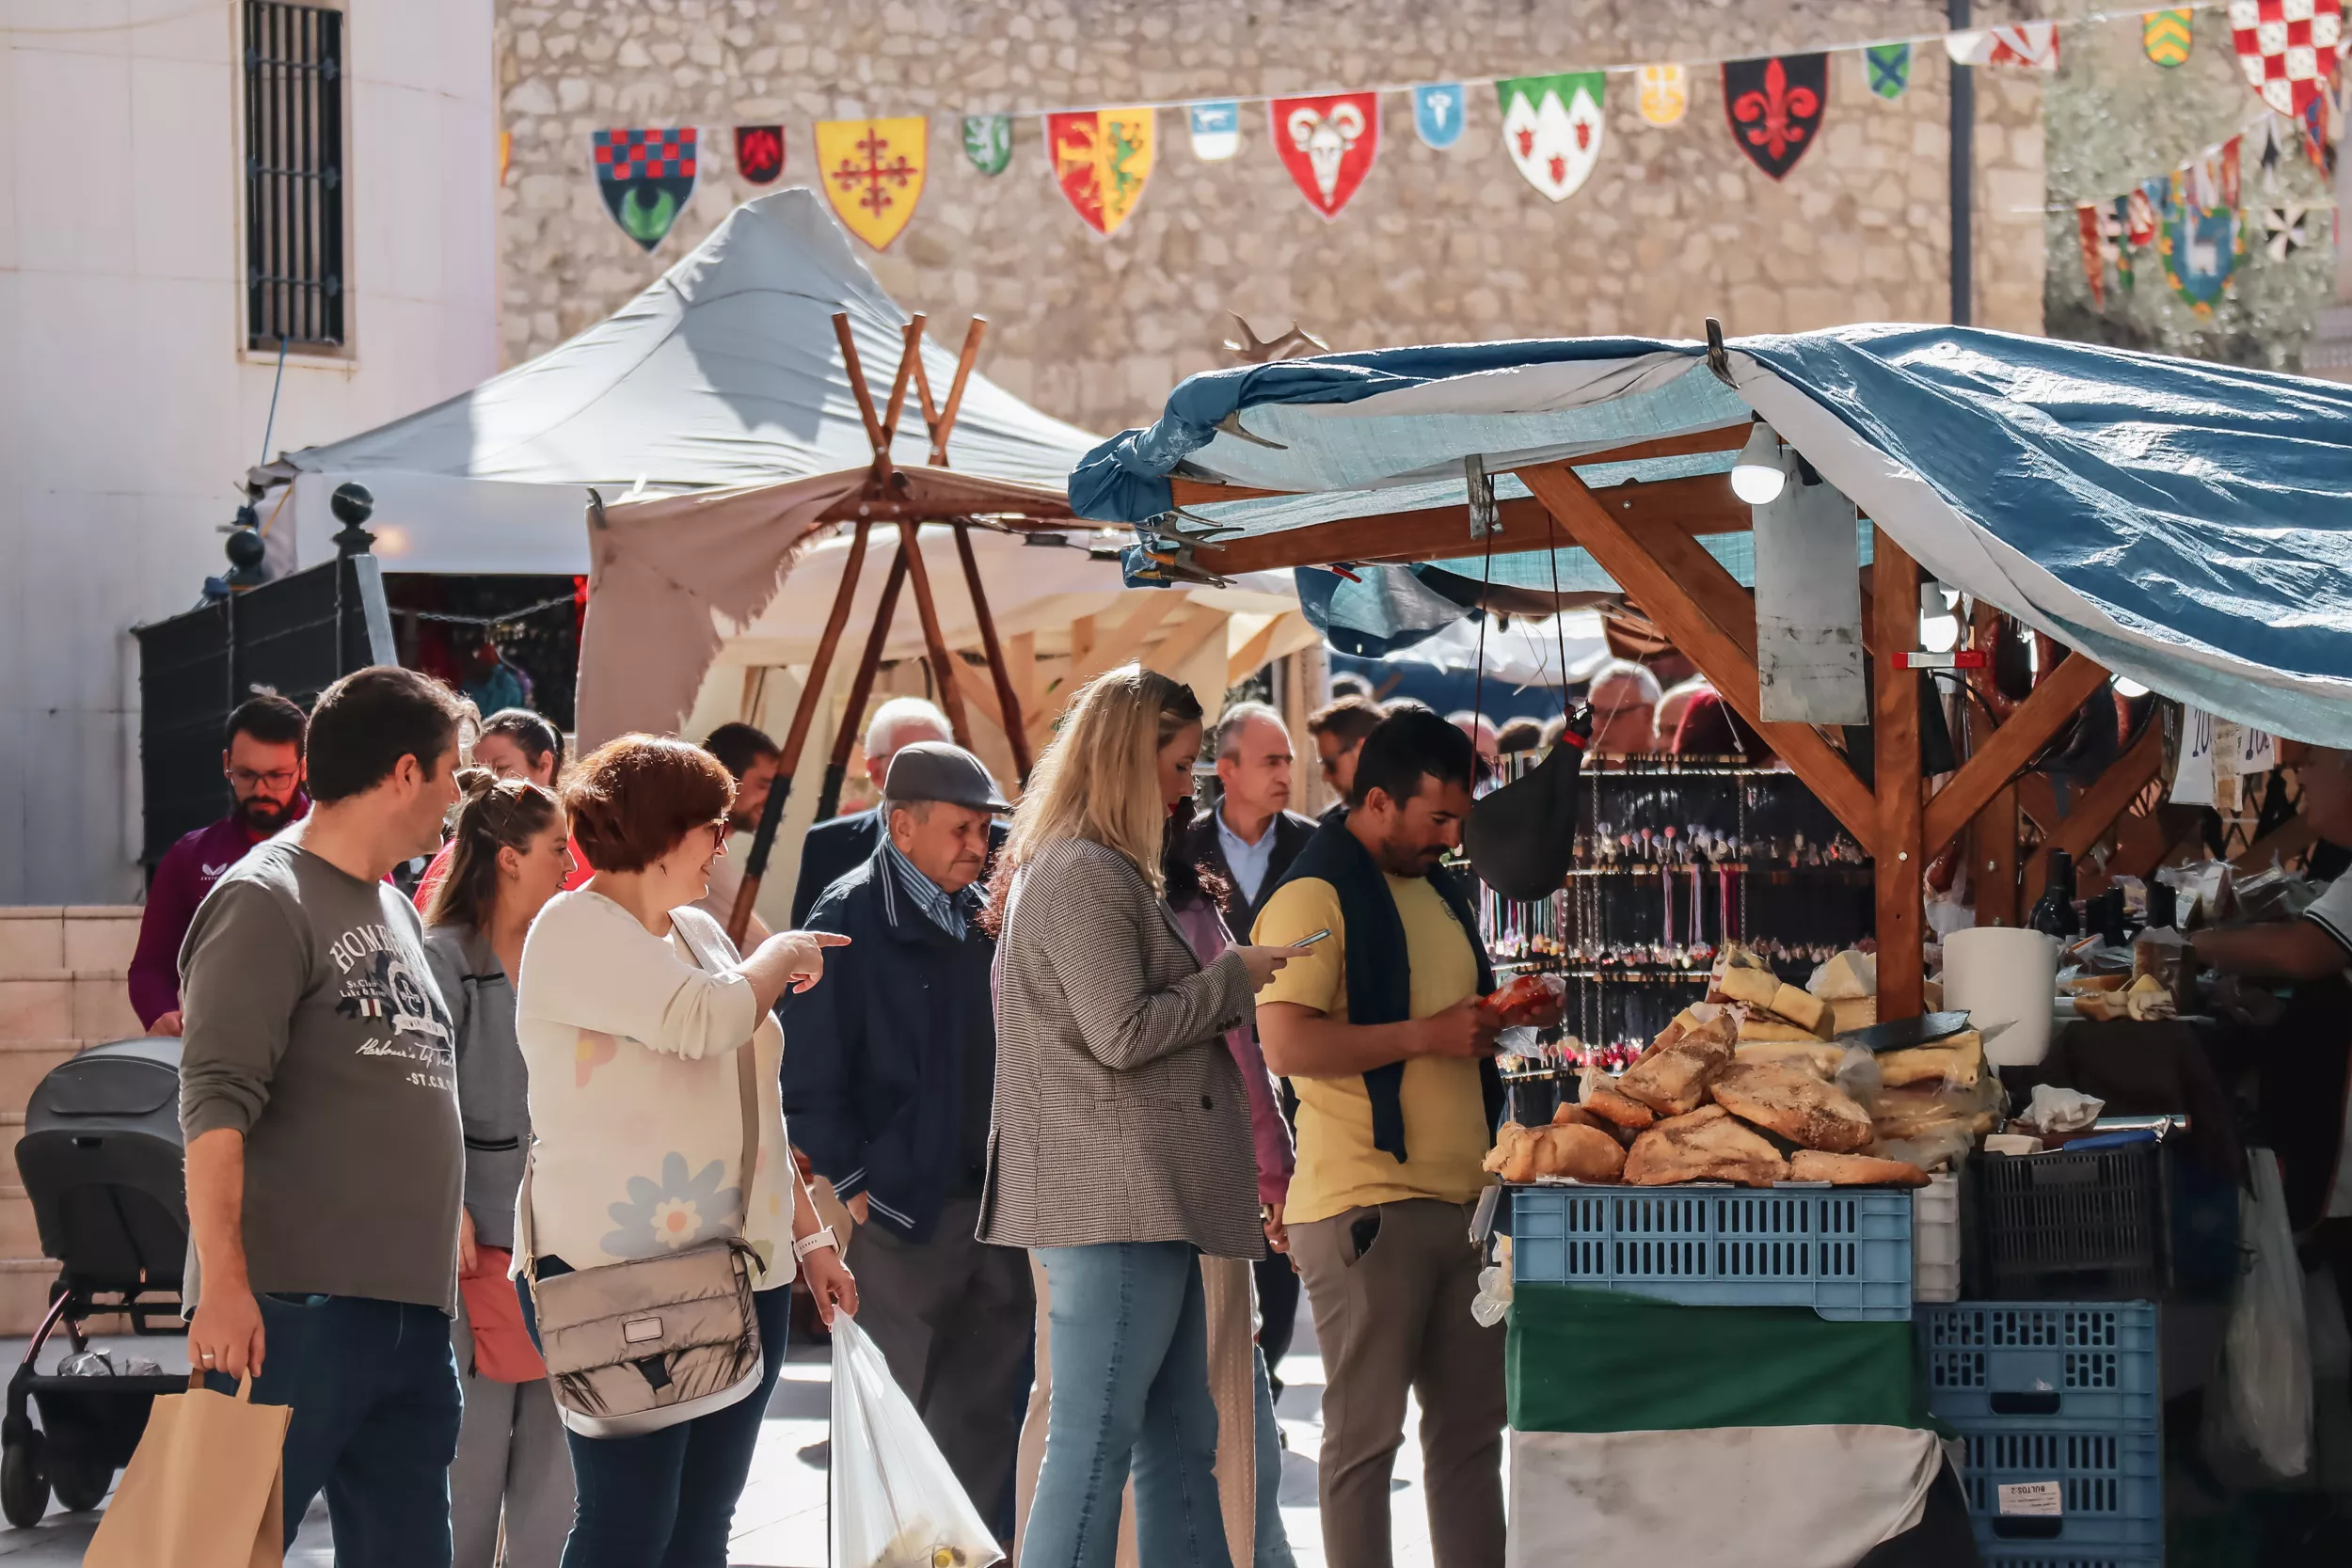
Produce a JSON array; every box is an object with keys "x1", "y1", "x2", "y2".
[{"x1": 780, "y1": 741, "x2": 1030, "y2": 1531}]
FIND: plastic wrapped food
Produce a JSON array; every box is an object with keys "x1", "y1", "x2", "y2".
[{"x1": 1482, "y1": 971, "x2": 1566, "y2": 1018}]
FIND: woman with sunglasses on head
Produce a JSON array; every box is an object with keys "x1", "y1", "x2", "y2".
[
  {"x1": 415, "y1": 708, "x2": 591, "y2": 913},
  {"x1": 421, "y1": 768, "x2": 577, "y2": 1568}
]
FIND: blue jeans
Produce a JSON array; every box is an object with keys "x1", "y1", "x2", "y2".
[
  {"x1": 1026, "y1": 1242, "x2": 1232, "y2": 1568},
  {"x1": 1252, "y1": 1347, "x2": 1295, "y2": 1568},
  {"x1": 516, "y1": 1262, "x2": 790, "y2": 1568},
  {"x1": 204, "y1": 1293, "x2": 463, "y2": 1566}
]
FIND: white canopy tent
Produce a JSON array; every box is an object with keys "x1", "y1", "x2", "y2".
[{"x1": 250, "y1": 188, "x2": 1098, "y2": 575}]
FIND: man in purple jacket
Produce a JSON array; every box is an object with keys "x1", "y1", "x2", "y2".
[{"x1": 129, "y1": 694, "x2": 310, "y2": 1035}]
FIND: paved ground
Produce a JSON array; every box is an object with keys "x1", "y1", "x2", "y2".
[{"x1": 0, "y1": 1295, "x2": 1452, "y2": 1566}]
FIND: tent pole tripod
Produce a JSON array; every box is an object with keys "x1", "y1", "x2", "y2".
[
  {"x1": 953, "y1": 520, "x2": 1032, "y2": 784},
  {"x1": 898, "y1": 518, "x2": 972, "y2": 750},
  {"x1": 815, "y1": 545, "x2": 911, "y2": 825},
  {"x1": 726, "y1": 518, "x2": 873, "y2": 948}
]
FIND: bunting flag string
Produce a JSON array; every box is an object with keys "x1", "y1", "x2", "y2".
[{"x1": 590, "y1": 4, "x2": 2349, "y2": 251}]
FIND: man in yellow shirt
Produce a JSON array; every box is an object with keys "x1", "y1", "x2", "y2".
[{"x1": 1254, "y1": 708, "x2": 1557, "y2": 1568}]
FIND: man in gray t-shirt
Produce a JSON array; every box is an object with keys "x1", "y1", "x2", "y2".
[{"x1": 180, "y1": 666, "x2": 470, "y2": 1564}]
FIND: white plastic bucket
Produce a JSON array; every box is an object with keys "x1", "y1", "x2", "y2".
[{"x1": 1943, "y1": 927, "x2": 2058, "y2": 1068}]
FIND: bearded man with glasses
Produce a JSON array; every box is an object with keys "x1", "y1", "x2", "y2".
[{"x1": 129, "y1": 692, "x2": 311, "y2": 1035}]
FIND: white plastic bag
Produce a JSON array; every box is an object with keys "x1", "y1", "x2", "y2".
[
  {"x1": 830, "y1": 1316, "x2": 1005, "y2": 1568},
  {"x1": 2212, "y1": 1149, "x2": 2312, "y2": 1481}
]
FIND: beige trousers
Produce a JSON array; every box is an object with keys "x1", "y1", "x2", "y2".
[{"x1": 1012, "y1": 1254, "x2": 1259, "y2": 1568}]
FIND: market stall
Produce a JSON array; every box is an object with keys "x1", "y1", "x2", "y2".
[{"x1": 1078, "y1": 325, "x2": 2352, "y2": 1564}]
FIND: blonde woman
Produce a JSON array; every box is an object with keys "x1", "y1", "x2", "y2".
[{"x1": 984, "y1": 666, "x2": 1303, "y2": 1568}]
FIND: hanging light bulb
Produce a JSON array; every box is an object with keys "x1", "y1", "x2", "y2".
[
  {"x1": 1729, "y1": 421, "x2": 1788, "y2": 506},
  {"x1": 2113, "y1": 675, "x2": 2151, "y2": 699},
  {"x1": 1917, "y1": 580, "x2": 1960, "y2": 653}
]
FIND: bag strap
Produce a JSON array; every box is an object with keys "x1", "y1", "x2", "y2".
[{"x1": 518, "y1": 912, "x2": 763, "y2": 1289}]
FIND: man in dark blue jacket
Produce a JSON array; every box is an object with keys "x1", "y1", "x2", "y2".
[{"x1": 781, "y1": 741, "x2": 1029, "y2": 1528}]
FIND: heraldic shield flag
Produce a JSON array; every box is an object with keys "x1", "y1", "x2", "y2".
[
  {"x1": 593, "y1": 128, "x2": 697, "y2": 250},
  {"x1": 2144, "y1": 9, "x2": 2194, "y2": 66},
  {"x1": 1865, "y1": 43, "x2": 1912, "y2": 99},
  {"x1": 1189, "y1": 101, "x2": 1242, "y2": 161},
  {"x1": 816, "y1": 117, "x2": 928, "y2": 250},
  {"x1": 734, "y1": 125, "x2": 784, "y2": 184},
  {"x1": 1637, "y1": 64, "x2": 1688, "y2": 126},
  {"x1": 1272, "y1": 93, "x2": 1379, "y2": 218},
  {"x1": 1724, "y1": 54, "x2": 1827, "y2": 181},
  {"x1": 1413, "y1": 84, "x2": 1466, "y2": 149},
  {"x1": 2230, "y1": 0, "x2": 2344, "y2": 119},
  {"x1": 1496, "y1": 72, "x2": 1605, "y2": 200},
  {"x1": 1049, "y1": 106, "x2": 1155, "y2": 235},
  {"x1": 962, "y1": 115, "x2": 1013, "y2": 175}
]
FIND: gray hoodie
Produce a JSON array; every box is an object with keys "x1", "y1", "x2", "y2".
[{"x1": 422, "y1": 924, "x2": 530, "y2": 1251}]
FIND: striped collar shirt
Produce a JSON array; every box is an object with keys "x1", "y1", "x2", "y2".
[{"x1": 881, "y1": 838, "x2": 969, "y2": 941}]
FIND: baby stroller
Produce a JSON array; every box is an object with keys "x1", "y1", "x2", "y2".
[{"x1": 2, "y1": 1037, "x2": 190, "y2": 1527}]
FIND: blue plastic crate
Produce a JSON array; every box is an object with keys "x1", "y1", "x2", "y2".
[
  {"x1": 1955, "y1": 1418, "x2": 2163, "y2": 1554},
  {"x1": 1921, "y1": 1302, "x2": 2159, "y2": 1425},
  {"x1": 1509, "y1": 1184, "x2": 1914, "y2": 1322},
  {"x1": 1976, "y1": 1553, "x2": 2159, "y2": 1568}
]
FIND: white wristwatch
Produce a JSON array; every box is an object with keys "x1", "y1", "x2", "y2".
[{"x1": 792, "y1": 1227, "x2": 839, "y2": 1260}]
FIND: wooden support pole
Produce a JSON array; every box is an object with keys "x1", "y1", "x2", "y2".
[
  {"x1": 1515, "y1": 461, "x2": 1878, "y2": 851},
  {"x1": 930, "y1": 318, "x2": 988, "y2": 467},
  {"x1": 1920, "y1": 651, "x2": 2110, "y2": 859},
  {"x1": 725, "y1": 519, "x2": 874, "y2": 947},
  {"x1": 952, "y1": 520, "x2": 1032, "y2": 784},
  {"x1": 832, "y1": 312, "x2": 887, "y2": 455},
  {"x1": 882, "y1": 315, "x2": 925, "y2": 449},
  {"x1": 2021, "y1": 722, "x2": 2167, "y2": 903},
  {"x1": 1973, "y1": 783, "x2": 2022, "y2": 927},
  {"x1": 898, "y1": 519, "x2": 972, "y2": 749},
  {"x1": 1873, "y1": 533, "x2": 1927, "y2": 1020},
  {"x1": 816, "y1": 546, "x2": 909, "y2": 824}
]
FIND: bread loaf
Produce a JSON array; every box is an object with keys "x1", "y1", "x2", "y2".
[
  {"x1": 1624, "y1": 1105, "x2": 1788, "y2": 1188},
  {"x1": 1616, "y1": 1033, "x2": 1738, "y2": 1117},
  {"x1": 1708, "y1": 1063, "x2": 1874, "y2": 1153},
  {"x1": 1788, "y1": 1150, "x2": 1931, "y2": 1187}
]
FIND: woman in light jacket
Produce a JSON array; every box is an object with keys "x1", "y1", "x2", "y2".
[
  {"x1": 984, "y1": 666, "x2": 1301, "y2": 1568},
  {"x1": 422, "y1": 768, "x2": 578, "y2": 1568},
  {"x1": 515, "y1": 736, "x2": 857, "y2": 1568}
]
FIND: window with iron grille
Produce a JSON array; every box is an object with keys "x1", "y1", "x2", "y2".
[{"x1": 244, "y1": 2, "x2": 345, "y2": 349}]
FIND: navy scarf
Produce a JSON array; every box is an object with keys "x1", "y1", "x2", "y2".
[{"x1": 1271, "y1": 815, "x2": 1501, "y2": 1163}]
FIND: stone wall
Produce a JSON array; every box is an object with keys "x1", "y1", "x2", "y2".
[{"x1": 496, "y1": 0, "x2": 2046, "y2": 436}]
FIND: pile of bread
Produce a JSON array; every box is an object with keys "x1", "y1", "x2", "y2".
[{"x1": 1485, "y1": 950, "x2": 1942, "y2": 1189}]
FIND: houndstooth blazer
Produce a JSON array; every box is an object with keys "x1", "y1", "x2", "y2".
[{"x1": 977, "y1": 836, "x2": 1266, "y2": 1259}]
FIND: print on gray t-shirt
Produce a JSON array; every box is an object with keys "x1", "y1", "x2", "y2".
[{"x1": 178, "y1": 837, "x2": 465, "y2": 1313}]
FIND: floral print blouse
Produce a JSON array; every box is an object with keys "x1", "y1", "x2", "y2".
[{"x1": 512, "y1": 890, "x2": 793, "y2": 1284}]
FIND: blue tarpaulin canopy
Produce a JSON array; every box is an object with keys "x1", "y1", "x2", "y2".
[{"x1": 1073, "y1": 326, "x2": 2352, "y2": 747}]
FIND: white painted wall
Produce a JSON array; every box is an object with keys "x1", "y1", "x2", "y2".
[{"x1": 0, "y1": 0, "x2": 496, "y2": 902}]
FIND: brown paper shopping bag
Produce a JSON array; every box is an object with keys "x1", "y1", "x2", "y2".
[{"x1": 86, "y1": 1370, "x2": 292, "y2": 1568}]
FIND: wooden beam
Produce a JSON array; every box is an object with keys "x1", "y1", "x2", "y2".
[
  {"x1": 1194, "y1": 472, "x2": 1751, "y2": 577},
  {"x1": 1921, "y1": 652, "x2": 2111, "y2": 860},
  {"x1": 1009, "y1": 630, "x2": 1037, "y2": 717},
  {"x1": 1226, "y1": 616, "x2": 1282, "y2": 689},
  {"x1": 816, "y1": 545, "x2": 909, "y2": 822},
  {"x1": 947, "y1": 653, "x2": 1005, "y2": 732},
  {"x1": 1028, "y1": 595, "x2": 1191, "y2": 740},
  {"x1": 1973, "y1": 784, "x2": 2023, "y2": 927},
  {"x1": 831, "y1": 312, "x2": 887, "y2": 456},
  {"x1": 881, "y1": 315, "x2": 924, "y2": 449},
  {"x1": 930, "y1": 317, "x2": 987, "y2": 467},
  {"x1": 1169, "y1": 477, "x2": 1296, "y2": 505},
  {"x1": 952, "y1": 520, "x2": 1032, "y2": 783},
  {"x1": 1514, "y1": 461, "x2": 1878, "y2": 850},
  {"x1": 898, "y1": 519, "x2": 971, "y2": 749},
  {"x1": 1873, "y1": 536, "x2": 1926, "y2": 1020},
  {"x1": 2231, "y1": 813, "x2": 2319, "y2": 874},
  {"x1": 2021, "y1": 723, "x2": 2167, "y2": 903}
]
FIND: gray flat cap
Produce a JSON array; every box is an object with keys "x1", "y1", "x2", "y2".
[{"x1": 883, "y1": 741, "x2": 1012, "y2": 813}]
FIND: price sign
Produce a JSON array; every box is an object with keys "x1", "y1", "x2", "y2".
[{"x1": 1996, "y1": 1481, "x2": 2063, "y2": 1517}]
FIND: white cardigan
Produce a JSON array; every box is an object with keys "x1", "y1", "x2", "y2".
[{"x1": 512, "y1": 890, "x2": 793, "y2": 1285}]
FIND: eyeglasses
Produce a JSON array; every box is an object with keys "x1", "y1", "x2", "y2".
[{"x1": 228, "y1": 768, "x2": 300, "y2": 791}]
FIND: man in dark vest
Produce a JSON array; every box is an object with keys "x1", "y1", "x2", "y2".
[{"x1": 1252, "y1": 708, "x2": 1558, "y2": 1568}]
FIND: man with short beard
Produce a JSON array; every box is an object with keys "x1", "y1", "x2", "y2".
[
  {"x1": 1253, "y1": 707, "x2": 1562, "y2": 1568},
  {"x1": 130, "y1": 693, "x2": 311, "y2": 1035}
]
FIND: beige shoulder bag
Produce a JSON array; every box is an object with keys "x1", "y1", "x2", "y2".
[{"x1": 518, "y1": 917, "x2": 766, "y2": 1438}]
